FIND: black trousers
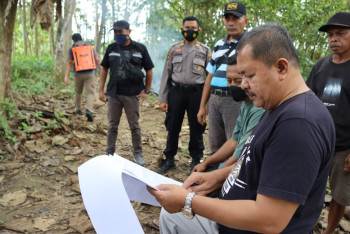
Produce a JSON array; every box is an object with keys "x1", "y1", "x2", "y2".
[{"x1": 163, "y1": 84, "x2": 205, "y2": 160}]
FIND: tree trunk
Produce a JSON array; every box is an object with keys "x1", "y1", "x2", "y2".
[
  {"x1": 34, "y1": 22, "x2": 39, "y2": 56},
  {"x1": 111, "y1": 0, "x2": 115, "y2": 23},
  {"x1": 73, "y1": 11, "x2": 80, "y2": 32},
  {"x1": 50, "y1": 14, "x2": 55, "y2": 57},
  {"x1": 0, "y1": 0, "x2": 18, "y2": 117},
  {"x1": 95, "y1": 0, "x2": 107, "y2": 55},
  {"x1": 21, "y1": 0, "x2": 29, "y2": 55},
  {"x1": 54, "y1": 0, "x2": 76, "y2": 83},
  {"x1": 94, "y1": 0, "x2": 99, "y2": 48},
  {"x1": 124, "y1": 0, "x2": 130, "y2": 21}
]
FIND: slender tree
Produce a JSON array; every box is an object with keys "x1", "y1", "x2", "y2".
[
  {"x1": 49, "y1": 13, "x2": 55, "y2": 57},
  {"x1": 94, "y1": 0, "x2": 99, "y2": 47},
  {"x1": 0, "y1": 0, "x2": 19, "y2": 115},
  {"x1": 21, "y1": 0, "x2": 29, "y2": 55},
  {"x1": 111, "y1": 0, "x2": 115, "y2": 23},
  {"x1": 95, "y1": 0, "x2": 107, "y2": 54},
  {"x1": 54, "y1": 0, "x2": 76, "y2": 83},
  {"x1": 124, "y1": 0, "x2": 130, "y2": 21},
  {"x1": 34, "y1": 22, "x2": 39, "y2": 56}
]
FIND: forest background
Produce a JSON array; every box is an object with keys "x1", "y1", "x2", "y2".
[{"x1": 0, "y1": 0, "x2": 350, "y2": 141}]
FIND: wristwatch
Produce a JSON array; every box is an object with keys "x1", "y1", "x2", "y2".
[
  {"x1": 181, "y1": 192, "x2": 197, "y2": 219},
  {"x1": 143, "y1": 89, "x2": 150, "y2": 94}
]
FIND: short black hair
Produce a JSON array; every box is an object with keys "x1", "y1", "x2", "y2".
[
  {"x1": 227, "y1": 53, "x2": 238, "y2": 66},
  {"x1": 237, "y1": 23, "x2": 300, "y2": 67},
  {"x1": 72, "y1": 33, "x2": 82, "y2": 42},
  {"x1": 183, "y1": 16, "x2": 200, "y2": 27}
]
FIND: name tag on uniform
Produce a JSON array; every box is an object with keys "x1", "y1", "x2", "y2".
[{"x1": 195, "y1": 54, "x2": 205, "y2": 60}]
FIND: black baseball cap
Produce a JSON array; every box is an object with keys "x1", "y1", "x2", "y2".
[
  {"x1": 112, "y1": 20, "x2": 130, "y2": 31},
  {"x1": 319, "y1": 12, "x2": 350, "y2": 32},
  {"x1": 224, "y1": 1, "x2": 246, "y2": 17}
]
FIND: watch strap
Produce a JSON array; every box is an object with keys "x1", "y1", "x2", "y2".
[
  {"x1": 184, "y1": 192, "x2": 196, "y2": 209},
  {"x1": 143, "y1": 89, "x2": 150, "y2": 94}
]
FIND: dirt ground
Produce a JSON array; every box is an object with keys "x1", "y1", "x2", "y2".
[{"x1": 0, "y1": 91, "x2": 349, "y2": 233}]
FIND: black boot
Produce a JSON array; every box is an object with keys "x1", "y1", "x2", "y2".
[
  {"x1": 190, "y1": 158, "x2": 201, "y2": 172},
  {"x1": 86, "y1": 109, "x2": 93, "y2": 122},
  {"x1": 156, "y1": 158, "x2": 175, "y2": 174}
]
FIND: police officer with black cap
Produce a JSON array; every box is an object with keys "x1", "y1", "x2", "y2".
[
  {"x1": 99, "y1": 20, "x2": 154, "y2": 166},
  {"x1": 157, "y1": 16, "x2": 211, "y2": 174}
]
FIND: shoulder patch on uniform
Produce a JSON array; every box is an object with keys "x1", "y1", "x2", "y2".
[
  {"x1": 208, "y1": 53, "x2": 212, "y2": 61},
  {"x1": 167, "y1": 49, "x2": 172, "y2": 60}
]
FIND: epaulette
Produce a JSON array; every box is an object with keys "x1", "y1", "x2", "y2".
[
  {"x1": 169, "y1": 41, "x2": 184, "y2": 50},
  {"x1": 166, "y1": 41, "x2": 183, "y2": 60},
  {"x1": 197, "y1": 41, "x2": 211, "y2": 50}
]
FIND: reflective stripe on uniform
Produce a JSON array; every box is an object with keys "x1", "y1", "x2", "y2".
[{"x1": 109, "y1": 52, "x2": 120, "y2": 57}]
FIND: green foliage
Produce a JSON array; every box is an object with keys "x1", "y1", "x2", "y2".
[
  {"x1": 44, "y1": 119, "x2": 59, "y2": 135},
  {"x1": 12, "y1": 56, "x2": 55, "y2": 94},
  {"x1": 326, "y1": 180, "x2": 332, "y2": 195},
  {"x1": 1, "y1": 98, "x2": 19, "y2": 119},
  {"x1": 0, "y1": 115, "x2": 17, "y2": 143},
  {"x1": 145, "y1": 0, "x2": 349, "y2": 82},
  {"x1": 244, "y1": 0, "x2": 350, "y2": 78},
  {"x1": 20, "y1": 122, "x2": 30, "y2": 132},
  {"x1": 0, "y1": 154, "x2": 13, "y2": 161},
  {"x1": 44, "y1": 110, "x2": 71, "y2": 135},
  {"x1": 34, "y1": 110, "x2": 43, "y2": 118},
  {"x1": 54, "y1": 111, "x2": 70, "y2": 125},
  {"x1": 0, "y1": 98, "x2": 21, "y2": 143},
  {"x1": 146, "y1": 92, "x2": 158, "y2": 102}
]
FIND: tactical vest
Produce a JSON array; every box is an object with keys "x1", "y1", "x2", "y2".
[
  {"x1": 72, "y1": 45, "x2": 96, "y2": 71},
  {"x1": 106, "y1": 42, "x2": 145, "y2": 96},
  {"x1": 109, "y1": 43, "x2": 143, "y2": 83}
]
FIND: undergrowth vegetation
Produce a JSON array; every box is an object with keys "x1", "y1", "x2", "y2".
[
  {"x1": 0, "y1": 56, "x2": 75, "y2": 144},
  {"x1": 12, "y1": 56, "x2": 56, "y2": 94}
]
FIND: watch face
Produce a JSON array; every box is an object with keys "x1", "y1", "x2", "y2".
[{"x1": 182, "y1": 208, "x2": 194, "y2": 219}]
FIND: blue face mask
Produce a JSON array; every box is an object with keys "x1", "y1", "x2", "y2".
[{"x1": 114, "y1": 34, "x2": 127, "y2": 45}]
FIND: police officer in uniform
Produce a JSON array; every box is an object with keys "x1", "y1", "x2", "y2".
[
  {"x1": 157, "y1": 16, "x2": 211, "y2": 174},
  {"x1": 99, "y1": 20, "x2": 154, "y2": 166}
]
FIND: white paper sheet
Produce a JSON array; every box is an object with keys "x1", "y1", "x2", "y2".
[{"x1": 78, "y1": 154, "x2": 182, "y2": 234}]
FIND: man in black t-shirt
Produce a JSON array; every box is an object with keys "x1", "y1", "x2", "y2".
[
  {"x1": 147, "y1": 24, "x2": 335, "y2": 234},
  {"x1": 99, "y1": 20, "x2": 154, "y2": 166},
  {"x1": 306, "y1": 12, "x2": 350, "y2": 234}
]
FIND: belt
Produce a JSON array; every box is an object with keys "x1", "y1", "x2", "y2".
[
  {"x1": 211, "y1": 89, "x2": 229, "y2": 97},
  {"x1": 171, "y1": 81, "x2": 203, "y2": 91}
]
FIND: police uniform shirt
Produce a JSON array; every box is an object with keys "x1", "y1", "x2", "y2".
[{"x1": 158, "y1": 41, "x2": 211, "y2": 103}]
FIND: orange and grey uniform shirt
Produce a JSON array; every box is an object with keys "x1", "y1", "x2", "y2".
[{"x1": 158, "y1": 41, "x2": 212, "y2": 103}]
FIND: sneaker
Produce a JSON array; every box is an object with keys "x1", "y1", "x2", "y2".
[
  {"x1": 75, "y1": 110, "x2": 83, "y2": 115},
  {"x1": 156, "y1": 158, "x2": 175, "y2": 174},
  {"x1": 190, "y1": 158, "x2": 201, "y2": 172},
  {"x1": 86, "y1": 109, "x2": 93, "y2": 122},
  {"x1": 134, "y1": 153, "x2": 145, "y2": 166}
]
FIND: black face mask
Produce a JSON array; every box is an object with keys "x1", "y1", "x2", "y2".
[
  {"x1": 228, "y1": 85, "x2": 247, "y2": 102},
  {"x1": 181, "y1": 29, "x2": 199, "y2": 41}
]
